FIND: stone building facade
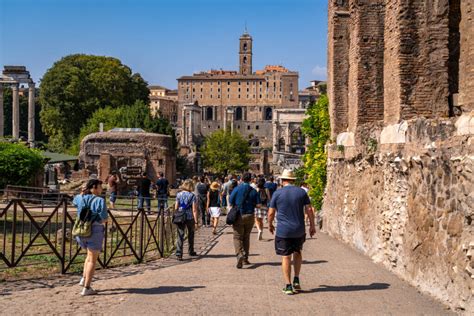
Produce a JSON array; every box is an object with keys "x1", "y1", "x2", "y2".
[
  {"x1": 177, "y1": 32, "x2": 299, "y2": 150},
  {"x1": 79, "y1": 130, "x2": 176, "y2": 184},
  {"x1": 325, "y1": 0, "x2": 473, "y2": 312},
  {"x1": 149, "y1": 85, "x2": 178, "y2": 126}
]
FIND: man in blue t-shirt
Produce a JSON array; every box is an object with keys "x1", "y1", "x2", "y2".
[
  {"x1": 268, "y1": 169, "x2": 315, "y2": 295},
  {"x1": 229, "y1": 172, "x2": 261, "y2": 269}
]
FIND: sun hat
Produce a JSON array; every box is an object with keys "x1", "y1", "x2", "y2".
[
  {"x1": 180, "y1": 179, "x2": 195, "y2": 192},
  {"x1": 210, "y1": 182, "x2": 220, "y2": 191},
  {"x1": 279, "y1": 169, "x2": 297, "y2": 180}
]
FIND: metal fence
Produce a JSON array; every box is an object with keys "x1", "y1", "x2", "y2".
[{"x1": 0, "y1": 186, "x2": 177, "y2": 275}]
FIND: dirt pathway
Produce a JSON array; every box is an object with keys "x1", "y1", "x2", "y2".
[{"x1": 1, "y1": 225, "x2": 453, "y2": 315}]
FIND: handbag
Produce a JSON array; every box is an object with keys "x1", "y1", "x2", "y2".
[
  {"x1": 226, "y1": 186, "x2": 251, "y2": 225},
  {"x1": 173, "y1": 194, "x2": 193, "y2": 225},
  {"x1": 72, "y1": 196, "x2": 97, "y2": 238}
]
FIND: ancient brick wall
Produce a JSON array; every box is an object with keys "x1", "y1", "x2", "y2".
[
  {"x1": 325, "y1": 0, "x2": 473, "y2": 311},
  {"x1": 328, "y1": 0, "x2": 350, "y2": 138},
  {"x1": 459, "y1": 0, "x2": 474, "y2": 112},
  {"x1": 347, "y1": 0, "x2": 385, "y2": 132}
]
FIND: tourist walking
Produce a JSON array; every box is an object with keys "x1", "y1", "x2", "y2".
[
  {"x1": 195, "y1": 176, "x2": 210, "y2": 227},
  {"x1": 207, "y1": 181, "x2": 221, "y2": 235},
  {"x1": 264, "y1": 176, "x2": 278, "y2": 199},
  {"x1": 175, "y1": 179, "x2": 198, "y2": 260},
  {"x1": 155, "y1": 172, "x2": 169, "y2": 214},
  {"x1": 229, "y1": 172, "x2": 261, "y2": 269},
  {"x1": 255, "y1": 177, "x2": 270, "y2": 241},
  {"x1": 73, "y1": 179, "x2": 108, "y2": 296},
  {"x1": 137, "y1": 172, "x2": 152, "y2": 214},
  {"x1": 107, "y1": 171, "x2": 120, "y2": 209},
  {"x1": 268, "y1": 169, "x2": 315, "y2": 295}
]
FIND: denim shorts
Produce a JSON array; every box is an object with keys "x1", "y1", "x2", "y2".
[
  {"x1": 76, "y1": 224, "x2": 105, "y2": 251},
  {"x1": 109, "y1": 191, "x2": 117, "y2": 203}
]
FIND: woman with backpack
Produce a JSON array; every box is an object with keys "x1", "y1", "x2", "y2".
[
  {"x1": 73, "y1": 179, "x2": 108, "y2": 296},
  {"x1": 175, "y1": 179, "x2": 198, "y2": 261},
  {"x1": 255, "y1": 177, "x2": 270, "y2": 241}
]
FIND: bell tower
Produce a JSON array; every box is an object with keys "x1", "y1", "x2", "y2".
[{"x1": 239, "y1": 31, "x2": 252, "y2": 75}]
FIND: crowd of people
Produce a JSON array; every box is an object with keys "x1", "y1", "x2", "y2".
[{"x1": 72, "y1": 169, "x2": 315, "y2": 296}]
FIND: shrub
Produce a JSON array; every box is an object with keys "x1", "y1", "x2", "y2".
[{"x1": 0, "y1": 142, "x2": 44, "y2": 189}]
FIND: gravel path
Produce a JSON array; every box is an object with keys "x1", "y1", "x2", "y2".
[{"x1": 0, "y1": 224, "x2": 453, "y2": 315}]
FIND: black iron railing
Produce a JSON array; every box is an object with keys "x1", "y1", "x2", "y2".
[{"x1": 0, "y1": 188, "x2": 177, "y2": 275}]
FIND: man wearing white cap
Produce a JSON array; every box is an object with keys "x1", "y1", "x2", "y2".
[{"x1": 268, "y1": 169, "x2": 316, "y2": 295}]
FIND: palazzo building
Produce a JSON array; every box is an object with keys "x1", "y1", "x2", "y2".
[{"x1": 176, "y1": 31, "x2": 299, "y2": 154}]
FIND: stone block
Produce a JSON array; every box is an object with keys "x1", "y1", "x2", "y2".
[
  {"x1": 336, "y1": 132, "x2": 355, "y2": 147},
  {"x1": 380, "y1": 121, "x2": 408, "y2": 144},
  {"x1": 455, "y1": 111, "x2": 474, "y2": 135}
]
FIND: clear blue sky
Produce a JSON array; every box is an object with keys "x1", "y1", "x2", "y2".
[{"x1": 0, "y1": 0, "x2": 328, "y2": 89}]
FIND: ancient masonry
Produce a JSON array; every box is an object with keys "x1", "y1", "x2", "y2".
[
  {"x1": 79, "y1": 130, "x2": 176, "y2": 183},
  {"x1": 326, "y1": 0, "x2": 473, "y2": 312}
]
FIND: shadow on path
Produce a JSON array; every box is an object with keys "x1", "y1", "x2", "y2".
[
  {"x1": 247, "y1": 260, "x2": 328, "y2": 269},
  {"x1": 301, "y1": 283, "x2": 390, "y2": 293},
  {"x1": 99, "y1": 285, "x2": 206, "y2": 296}
]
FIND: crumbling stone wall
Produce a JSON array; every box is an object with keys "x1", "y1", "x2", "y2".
[
  {"x1": 79, "y1": 132, "x2": 176, "y2": 183},
  {"x1": 326, "y1": 0, "x2": 473, "y2": 312},
  {"x1": 323, "y1": 118, "x2": 473, "y2": 311}
]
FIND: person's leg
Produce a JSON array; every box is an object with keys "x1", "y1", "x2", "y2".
[
  {"x1": 145, "y1": 196, "x2": 151, "y2": 213},
  {"x1": 232, "y1": 216, "x2": 244, "y2": 260},
  {"x1": 187, "y1": 220, "x2": 195, "y2": 254},
  {"x1": 242, "y1": 215, "x2": 254, "y2": 260},
  {"x1": 137, "y1": 196, "x2": 144, "y2": 210},
  {"x1": 84, "y1": 249, "x2": 100, "y2": 288},
  {"x1": 176, "y1": 224, "x2": 185, "y2": 258},
  {"x1": 282, "y1": 255, "x2": 292, "y2": 285},
  {"x1": 293, "y1": 251, "x2": 303, "y2": 278}
]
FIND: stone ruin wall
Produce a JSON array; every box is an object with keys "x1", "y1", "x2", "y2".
[
  {"x1": 326, "y1": 0, "x2": 473, "y2": 312},
  {"x1": 79, "y1": 132, "x2": 176, "y2": 183}
]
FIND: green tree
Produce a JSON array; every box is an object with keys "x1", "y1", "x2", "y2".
[
  {"x1": 70, "y1": 100, "x2": 176, "y2": 154},
  {"x1": 0, "y1": 142, "x2": 44, "y2": 188},
  {"x1": 201, "y1": 129, "x2": 250, "y2": 175},
  {"x1": 301, "y1": 94, "x2": 330, "y2": 211},
  {"x1": 39, "y1": 54, "x2": 149, "y2": 152}
]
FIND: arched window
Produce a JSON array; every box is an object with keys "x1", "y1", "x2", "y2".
[
  {"x1": 243, "y1": 43, "x2": 247, "y2": 51},
  {"x1": 278, "y1": 138, "x2": 285, "y2": 152},
  {"x1": 265, "y1": 107, "x2": 273, "y2": 120},
  {"x1": 291, "y1": 128, "x2": 305, "y2": 154},
  {"x1": 243, "y1": 56, "x2": 247, "y2": 64},
  {"x1": 235, "y1": 107, "x2": 243, "y2": 121},
  {"x1": 206, "y1": 107, "x2": 213, "y2": 121}
]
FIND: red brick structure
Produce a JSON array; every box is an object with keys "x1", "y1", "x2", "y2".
[{"x1": 325, "y1": 0, "x2": 473, "y2": 311}]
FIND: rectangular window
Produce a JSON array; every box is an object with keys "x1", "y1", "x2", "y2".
[
  {"x1": 238, "y1": 95, "x2": 241, "y2": 99},
  {"x1": 247, "y1": 88, "x2": 249, "y2": 92},
  {"x1": 158, "y1": 159, "x2": 163, "y2": 166},
  {"x1": 238, "y1": 88, "x2": 241, "y2": 92},
  {"x1": 218, "y1": 88, "x2": 220, "y2": 92},
  {"x1": 227, "y1": 88, "x2": 230, "y2": 92},
  {"x1": 228, "y1": 81, "x2": 230, "y2": 85},
  {"x1": 247, "y1": 81, "x2": 249, "y2": 85},
  {"x1": 238, "y1": 82, "x2": 241, "y2": 85}
]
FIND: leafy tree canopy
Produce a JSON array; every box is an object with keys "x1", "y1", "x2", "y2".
[
  {"x1": 201, "y1": 129, "x2": 250, "y2": 175},
  {"x1": 301, "y1": 94, "x2": 330, "y2": 210},
  {"x1": 0, "y1": 142, "x2": 44, "y2": 189},
  {"x1": 69, "y1": 100, "x2": 176, "y2": 154},
  {"x1": 39, "y1": 54, "x2": 149, "y2": 152}
]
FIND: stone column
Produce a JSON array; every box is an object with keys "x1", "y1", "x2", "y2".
[
  {"x1": 189, "y1": 109, "x2": 193, "y2": 146},
  {"x1": 12, "y1": 83, "x2": 20, "y2": 140},
  {"x1": 28, "y1": 83, "x2": 36, "y2": 145},
  {"x1": 182, "y1": 107, "x2": 187, "y2": 145},
  {"x1": 0, "y1": 84, "x2": 4, "y2": 139}
]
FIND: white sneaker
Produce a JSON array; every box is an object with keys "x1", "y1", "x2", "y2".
[
  {"x1": 81, "y1": 287, "x2": 98, "y2": 296},
  {"x1": 258, "y1": 231, "x2": 263, "y2": 241},
  {"x1": 79, "y1": 277, "x2": 85, "y2": 286}
]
